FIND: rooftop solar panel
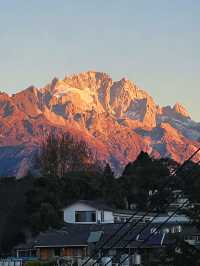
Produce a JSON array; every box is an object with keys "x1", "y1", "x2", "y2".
[{"x1": 87, "y1": 231, "x2": 104, "y2": 243}]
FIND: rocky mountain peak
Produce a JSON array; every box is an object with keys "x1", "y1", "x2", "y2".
[
  {"x1": 0, "y1": 71, "x2": 199, "y2": 177},
  {"x1": 173, "y1": 102, "x2": 190, "y2": 118},
  {"x1": 63, "y1": 71, "x2": 112, "y2": 90},
  {"x1": 0, "y1": 91, "x2": 11, "y2": 101}
]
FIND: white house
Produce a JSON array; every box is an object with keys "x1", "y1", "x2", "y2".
[
  {"x1": 63, "y1": 200, "x2": 151, "y2": 224},
  {"x1": 63, "y1": 200, "x2": 114, "y2": 224},
  {"x1": 63, "y1": 200, "x2": 191, "y2": 228}
]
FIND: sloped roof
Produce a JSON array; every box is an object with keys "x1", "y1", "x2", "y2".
[
  {"x1": 114, "y1": 209, "x2": 156, "y2": 217},
  {"x1": 33, "y1": 222, "x2": 173, "y2": 248},
  {"x1": 14, "y1": 240, "x2": 35, "y2": 250},
  {"x1": 63, "y1": 200, "x2": 113, "y2": 211},
  {"x1": 34, "y1": 228, "x2": 88, "y2": 247}
]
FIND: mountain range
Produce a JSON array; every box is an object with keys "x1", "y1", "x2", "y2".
[{"x1": 0, "y1": 71, "x2": 199, "y2": 177}]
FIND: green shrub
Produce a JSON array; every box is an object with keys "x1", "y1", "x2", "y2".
[{"x1": 24, "y1": 260, "x2": 56, "y2": 266}]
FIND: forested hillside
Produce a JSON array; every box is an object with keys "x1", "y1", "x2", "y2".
[{"x1": 0, "y1": 134, "x2": 200, "y2": 257}]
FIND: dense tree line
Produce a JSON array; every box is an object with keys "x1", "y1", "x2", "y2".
[
  {"x1": 26, "y1": 134, "x2": 200, "y2": 233},
  {"x1": 0, "y1": 176, "x2": 34, "y2": 255},
  {"x1": 26, "y1": 134, "x2": 124, "y2": 234},
  {"x1": 0, "y1": 132, "x2": 200, "y2": 264}
]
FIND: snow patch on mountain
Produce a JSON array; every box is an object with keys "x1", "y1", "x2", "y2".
[{"x1": 0, "y1": 71, "x2": 199, "y2": 177}]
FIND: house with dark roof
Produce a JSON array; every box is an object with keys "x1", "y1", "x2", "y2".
[
  {"x1": 15, "y1": 223, "x2": 173, "y2": 263},
  {"x1": 14, "y1": 200, "x2": 200, "y2": 265}
]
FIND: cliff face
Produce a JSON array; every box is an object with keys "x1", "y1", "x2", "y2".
[{"x1": 0, "y1": 71, "x2": 199, "y2": 177}]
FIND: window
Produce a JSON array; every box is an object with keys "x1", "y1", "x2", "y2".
[
  {"x1": 54, "y1": 248, "x2": 61, "y2": 256},
  {"x1": 75, "y1": 211, "x2": 96, "y2": 222},
  {"x1": 171, "y1": 225, "x2": 182, "y2": 234}
]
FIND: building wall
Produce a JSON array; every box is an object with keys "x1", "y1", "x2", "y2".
[
  {"x1": 62, "y1": 247, "x2": 87, "y2": 257},
  {"x1": 97, "y1": 210, "x2": 114, "y2": 223},
  {"x1": 63, "y1": 202, "x2": 114, "y2": 223},
  {"x1": 63, "y1": 202, "x2": 96, "y2": 223},
  {"x1": 37, "y1": 247, "x2": 87, "y2": 260},
  {"x1": 37, "y1": 248, "x2": 54, "y2": 260}
]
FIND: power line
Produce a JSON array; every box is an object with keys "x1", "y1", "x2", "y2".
[
  {"x1": 93, "y1": 192, "x2": 187, "y2": 266},
  {"x1": 82, "y1": 147, "x2": 200, "y2": 266},
  {"x1": 83, "y1": 147, "x2": 200, "y2": 265},
  {"x1": 102, "y1": 151, "x2": 200, "y2": 266},
  {"x1": 118, "y1": 200, "x2": 189, "y2": 266},
  {"x1": 172, "y1": 147, "x2": 200, "y2": 173},
  {"x1": 82, "y1": 210, "x2": 139, "y2": 265}
]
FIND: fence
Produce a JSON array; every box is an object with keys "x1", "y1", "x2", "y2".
[{"x1": 0, "y1": 259, "x2": 22, "y2": 266}]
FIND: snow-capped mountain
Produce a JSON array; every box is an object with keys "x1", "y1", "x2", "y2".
[{"x1": 0, "y1": 71, "x2": 199, "y2": 177}]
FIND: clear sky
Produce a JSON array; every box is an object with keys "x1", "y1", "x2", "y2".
[{"x1": 0, "y1": 0, "x2": 199, "y2": 121}]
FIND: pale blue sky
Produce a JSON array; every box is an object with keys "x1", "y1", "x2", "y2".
[{"x1": 0, "y1": 0, "x2": 199, "y2": 120}]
